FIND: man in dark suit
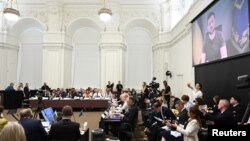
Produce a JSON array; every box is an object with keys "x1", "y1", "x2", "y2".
[
  {"x1": 106, "y1": 81, "x2": 114, "y2": 89},
  {"x1": 202, "y1": 99, "x2": 234, "y2": 125},
  {"x1": 175, "y1": 100, "x2": 188, "y2": 125},
  {"x1": 122, "y1": 97, "x2": 138, "y2": 128},
  {"x1": 24, "y1": 83, "x2": 30, "y2": 99},
  {"x1": 148, "y1": 102, "x2": 176, "y2": 141},
  {"x1": 19, "y1": 108, "x2": 48, "y2": 141},
  {"x1": 119, "y1": 97, "x2": 138, "y2": 141},
  {"x1": 106, "y1": 81, "x2": 114, "y2": 93},
  {"x1": 230, "y1": 96, "x2": 245, "y2": 124},
  {"x1": 159, "y1": 101, "x2": 188, "y2": 141},
  {"x1": 116, "y1": 81, "x2": 123, "y2": 98},
  {"x1": 48, "y1": 105, "x2": 81, "y2": 141}
]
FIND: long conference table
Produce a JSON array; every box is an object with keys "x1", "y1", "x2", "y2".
[{"x1": 29, "y1": 99, "x2": 109, "y2": 109}]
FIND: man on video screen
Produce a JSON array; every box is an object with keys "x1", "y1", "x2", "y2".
[{"x1": 202, "y1": 12, "x2": 228, "y2": 63}]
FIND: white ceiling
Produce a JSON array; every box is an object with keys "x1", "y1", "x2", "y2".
[{"x1": 16, "y1": 0, "x2": 166, "y2": 5}]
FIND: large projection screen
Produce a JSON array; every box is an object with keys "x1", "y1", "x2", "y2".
[{"x1": 192, "y1": 0, "x2": 249, "y2": 66}]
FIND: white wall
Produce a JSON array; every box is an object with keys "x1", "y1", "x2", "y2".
[
  {"x1": 43, "y1": 48, "x2": 62, "y2": 88},
  {"x1": 126, "y1": 28, "x2": 152, "y2": 89},
  {"x1": 0, "y1": 48, "x2": 7, "y2": 89},
  {"x1": 18, "y1": 28, "x2": 43, "y2": 89},
  {"x1": 72, "y1": 28, "x2": 100, "y2": 88},
  {"x1": 63, "y1": 47, "x2": 72, "y2": 88},
  {"x1": 168, "y1": 31, "x2": 195, "y2": 100}
]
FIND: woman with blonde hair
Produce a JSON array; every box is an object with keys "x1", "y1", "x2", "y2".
[
  {"x1": 116, "y1": 93, "x2": 129, "y2": 113},
  {"x1": 0, "y1": 122, "x2": 26, "y2": 141},
  {"x1": 0, "y1": 106, "x2": 8, "y2": 131}
]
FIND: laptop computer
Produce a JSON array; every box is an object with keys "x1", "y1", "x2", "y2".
[{"x1": 41, "y1": 107, "x2": 56, "y2": 124}]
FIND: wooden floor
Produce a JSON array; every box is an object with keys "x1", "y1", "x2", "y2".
[{"x1": 3, "y1": 109, "x2": 147, "y2": 141}]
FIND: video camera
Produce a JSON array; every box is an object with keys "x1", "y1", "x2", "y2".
[
  {"x1": 148, "y1": 77, "x2": 160, "y2": 90},
  {"x1": 237, "y1": 75, "x2": 250, "y2": 89}
]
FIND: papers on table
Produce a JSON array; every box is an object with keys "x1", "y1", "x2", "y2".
[
  {"x1": 62, "y1": 98, "x2": 71, "y2": 100},
  {"x1": 74, "y1": 97, "x2": 80, "y2": 100},
  {"x1": 161, "y1": 126, "x2": 182, "y2": 137},
  {"x1": 170, "y1": 131, "x2": 182, "y2": 137}
]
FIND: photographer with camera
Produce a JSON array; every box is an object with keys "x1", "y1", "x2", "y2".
[{"x1": 148, "y1": 77, "x2": 160, "y2": 101}]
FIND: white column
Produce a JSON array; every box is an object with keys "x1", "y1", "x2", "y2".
[
  {"x1": 42, "y1": 43, "x2": 72, "y2": 89},
  {"x1": 100, "y1": 42, "x2": 126, "y2": 89}
]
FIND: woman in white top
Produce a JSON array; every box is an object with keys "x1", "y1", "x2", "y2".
[
  {"x1": 187, "y1": 82, "x2": 203, "y2": 100},
  {"x1": 93, "y1": 89, "x2": 104, "y2": 99},
  {"x1": 163, "y1": 106, "x2": 201, "y2": 141}
]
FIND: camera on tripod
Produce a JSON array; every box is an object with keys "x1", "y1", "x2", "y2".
[
  {"x1": 147, "y1": 77, "x2": 160, "y2": 97},
  {"x1": 147, "y1": 77, "x2": 159, "y2": 89}
]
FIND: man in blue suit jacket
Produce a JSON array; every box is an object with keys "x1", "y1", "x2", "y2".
[
  {"x1": 5, "y1": 82, "x2": 15, "y2": 91},
  {"x1": 19, "y1": 108, "x2": 48, "y2": 141}
]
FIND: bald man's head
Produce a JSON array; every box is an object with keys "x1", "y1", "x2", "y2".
[{"x1": 20, "y1": 108, "x2": 33, "y2": 119}]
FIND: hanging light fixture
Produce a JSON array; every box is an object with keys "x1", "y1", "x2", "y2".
[
  {"x1": 98, "y1": 0, "x2": 112, "y2": 22},
  {"x1": 3, "y1": 0, "x2": 20, "y2": 21}
]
